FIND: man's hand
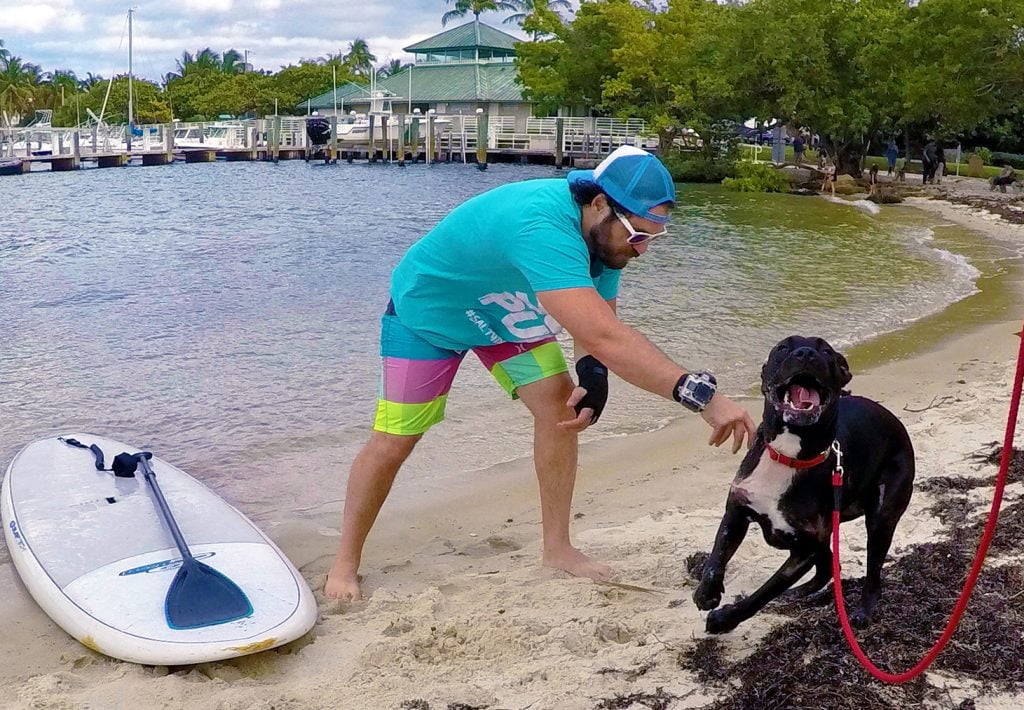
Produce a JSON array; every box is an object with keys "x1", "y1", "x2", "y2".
[
  {"x1": 558, "y1": 386, "x2": 594, "y2": 432},
  {"x1": 700, "y1": 393, "x2": 756, "y2": 453}
]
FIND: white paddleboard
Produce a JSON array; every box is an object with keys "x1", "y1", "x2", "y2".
[{"x1": 1, "y1": 434, "x2": 317, "y2": 665}]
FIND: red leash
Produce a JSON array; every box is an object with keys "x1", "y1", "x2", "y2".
[{"x1": 831, "y1": 323, "x2": 1024, "y2": 683}]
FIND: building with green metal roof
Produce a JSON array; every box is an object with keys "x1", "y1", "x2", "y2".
[{"x1": 302, "y1": 20, "x2": 536, "y2": 128}]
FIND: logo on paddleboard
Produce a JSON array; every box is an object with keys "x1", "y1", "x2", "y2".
[
  {"x1": 118, "y1": 552, "x2": 216, "y2": 576},
  {"x1": 7, "y1": 521, "x2": 27, "y2": 551}
]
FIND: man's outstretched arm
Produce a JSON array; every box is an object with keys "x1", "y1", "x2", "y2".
[{"x1": 538, "y1": 287, "x2": 756, "y2": 452}]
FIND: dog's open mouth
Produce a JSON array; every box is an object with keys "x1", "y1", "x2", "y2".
[{"x1": 772, "y1": 374, "x2": 828, "y2": 425}]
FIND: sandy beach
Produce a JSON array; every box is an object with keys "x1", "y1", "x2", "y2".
[{"x1": 3, "y1": 178, "x2": 1024, "y2": 709}]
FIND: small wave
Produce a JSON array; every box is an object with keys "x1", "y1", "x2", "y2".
[
  {"x1": 31, "y1": 290, "x2": 131, "y2": 309},
  {"x1": 905, "y1": 226, "x2": 936, "y2": 244},
  {"x1": 933, "y1": 246, "x2": 982, "y2": 281},
  {"x1": 849, "y1": 199, "x2": 881, "y2": 215},
  {"x1": 823, "y1": 195, "x2": 880, "y2": 214}
]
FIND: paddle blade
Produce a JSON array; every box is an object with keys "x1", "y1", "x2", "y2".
[{"x1": 165, "y1": 558, "x2": 253, "y2": 630}]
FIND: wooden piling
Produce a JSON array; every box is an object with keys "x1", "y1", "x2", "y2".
[
  {"x1": 272, "y1": 116, "x2": 282, "y2": 162},
  {"x1": 554, "y1": 117, "x2": 565, "y2": 170},
  {"x1": 476, "y1": 111, "x2": 488, "y2": 169},
  {"x1": 329, "y1": 116, "x2": 338, "y2": 164},
  {"x1": 426, "y1": 115, "x2": 435, "y2": 165},
  {"x1": 368, "y1": 115, "x2": 377, "y2": 163},
  {"x1": 398, "y1": 114, "x2": 406, "y2": 167}
]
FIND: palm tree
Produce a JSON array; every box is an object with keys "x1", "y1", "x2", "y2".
[
  {"x1": 377, "y1": 59, "x2": 409, "y2": 78},
  {"x1": 0, "y1": 55, "x2": 41, "y2": 126},
  {"x1": 80, "y1": 72, "x2": 104, "y2": 90},
  {"x1": 343, "y1": 39, "x2": 377, "y2": 79},
  {"x1": 172, "y1": 48, "x2": 223, "y2": 79},
  {"x1": 36, "y1": 69, "x2": 79, "y2": 108},
  {"x1": 221, "y1": 49, "x2": 244, "y2": 74},
  {"x1": 0, "y1": 39, "x2": 8, "y2": 62},
  {"x1": 442, "y1": 0, "x2": 518, "y2": 27},
  {"x1": 503, "y1": 0, "x2": 571, "y2": 30}
]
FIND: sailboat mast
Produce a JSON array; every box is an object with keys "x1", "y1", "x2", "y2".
[{"x1": 127, "y1": 8, "x2": 134, "y2": 129}]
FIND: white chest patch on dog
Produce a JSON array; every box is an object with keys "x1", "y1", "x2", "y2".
[{"x1": 732, "y1": 431, "x2": 802, "y2": 535}]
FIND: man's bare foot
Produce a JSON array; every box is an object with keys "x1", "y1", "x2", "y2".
[
  {"x1": 324, "y1": 565, "x2": 363, "y2": 601},
  {"x1": 543, "y1": 545, "x2": 612, "y2": 582}
]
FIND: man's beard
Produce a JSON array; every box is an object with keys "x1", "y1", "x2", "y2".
[{"x1": 588, "y1": 215, "x2": 631, "y2": 270}]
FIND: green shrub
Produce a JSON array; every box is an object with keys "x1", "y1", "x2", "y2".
[
  {"x1": 722, "y1": 161, "x2": 792, "y2": 192},
  {"x1": 661, "y1": 151, "x2": 737, "y2": 183},
  {"x1": 991, "y1": 151, "x2": 1024, "y2": 170},
  {"x1": 976, "y1": 147, "x2": 994, "y2": 165}
]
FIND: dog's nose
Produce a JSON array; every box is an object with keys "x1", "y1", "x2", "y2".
[{"x1": 792, "y1": 346, "x2": 818, "y2": 360}]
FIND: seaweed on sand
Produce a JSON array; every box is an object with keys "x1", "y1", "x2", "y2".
[{"x1": 594, "y1": 445, "x2": 1024, "y2": 709}]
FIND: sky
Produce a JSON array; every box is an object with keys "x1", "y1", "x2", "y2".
[{"x1": 0, "y1": 0, "x2": 544, "y2": 81}]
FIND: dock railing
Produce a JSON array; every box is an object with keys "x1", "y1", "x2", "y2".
[{"x1": 0, "y1": 114, "x2": 657, "y2": 168}]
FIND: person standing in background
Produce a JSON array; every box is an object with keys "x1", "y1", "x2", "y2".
[
  {"x1": 793, "y1": 133, "x2": 806, "y2": 166},
  {"x1": 885, "y1": 139, "x2": 899, "y2": 176}
]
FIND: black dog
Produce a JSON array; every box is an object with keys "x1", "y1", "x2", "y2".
[{"x1": 693, "y1": 336, "x2": 915, "y2": 634}]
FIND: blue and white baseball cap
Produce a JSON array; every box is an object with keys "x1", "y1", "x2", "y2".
[{"x1": 567, "y1": 146, "x2": 676, "y2": 224}]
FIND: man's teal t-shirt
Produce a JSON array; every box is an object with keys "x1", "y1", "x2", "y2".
[{"x1": 390, "y1": 178, "x2": 621, "y2": 351}]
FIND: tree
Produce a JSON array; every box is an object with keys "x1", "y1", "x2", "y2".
[
  {"x1": 504, "y1": 0, "x2": 572, "y2": 38},
  {"x1": 378, "y1": 59, "x2": 409, "y2": 78},
  {"x1": 343, "y1": 39, "x2": 377, "y2": 79},
  {"x1": 35, "y1": 69, "x2": 80, "y2": 111},
  {"x1": 194, "y1": 71, "x2": 278, "y2": 118},
  {"x1": 515, "y1": 0, "x2": 647, "y2": 116},
  {"x1": 221, "y1": 49, "x2": 245, "y2": 75},
  {"x1": 0, "y1": 39, "x2": 8, "y2": 62},
  {"x1": 171, "y1": 48, "x2": 224, "y2": 80},
  {"x1": 0, "y1": 55, "x2": 41, "y2": 126},
  {"x1": 273, "y1": 61, "x2": 358, "y2": 113},
  {"x1": 442, "y1": 0, "x2": 518, "y2": 26},
  {"x1": 165, "y1": 71, "x2": 225, "y2": 120},
  {"x1": 727, "y1": 0, "x2": 909, "y2": 176},
  {"x1": 602, "y1": 0, "x2": 743, "y2": 155},
  {"x1": 53, "y1": 76, "x2": 170, "y2": 125},
  {"x1": 900, "y1": 0, "x2": 1024, "y2": 138},
  {"x1": 80, "y1": 72, "x2": 104, "y2": 90}
]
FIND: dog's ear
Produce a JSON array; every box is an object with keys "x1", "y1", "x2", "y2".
[{"x1": 833, "y1": 350, "x2": 852, "y2": 388}]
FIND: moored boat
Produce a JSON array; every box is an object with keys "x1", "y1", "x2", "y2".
[{"x1": 0, "y1": 158, "x2": 24, "y2": 176}]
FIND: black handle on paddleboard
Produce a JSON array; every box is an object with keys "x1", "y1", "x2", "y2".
[{"x1": 136, "y1": 454, "x2": 192, "y2": 561}]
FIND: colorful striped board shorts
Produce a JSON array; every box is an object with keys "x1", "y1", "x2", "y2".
[{"x1": 374, "y1": 307, "x2": 568, "y2": 436}]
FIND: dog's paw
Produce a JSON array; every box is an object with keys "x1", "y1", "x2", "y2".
[
  {"x1": 849, "y1": 608, "x2": 873, "y2": 629},
  {"x1": 705, "y1": 608, "x2": 740, "y2": 635},
  {"x1": 693, "y1": 579, "x2": 723, "y2": 611}
]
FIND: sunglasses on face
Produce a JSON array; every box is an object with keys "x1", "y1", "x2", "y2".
[{"x1": 614, "y1": 210, "x2": 669, "y2": 245}]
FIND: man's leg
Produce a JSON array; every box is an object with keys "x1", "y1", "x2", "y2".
[
  {"x1": 326, "y1": 431, "x2": 422, "y2": 600},
  {"x1": 516, "y1": 374, "x2": 612, "y2": 581},
  {"x1": 326, "y1": 309, "x2": 464, "y2": 600}
]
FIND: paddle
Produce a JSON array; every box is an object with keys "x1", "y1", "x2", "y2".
[{"x1": 135, "y1": 453, "x2": 253, "y2": 630}]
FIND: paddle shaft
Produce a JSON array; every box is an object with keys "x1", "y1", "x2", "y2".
[{"x1": 137, "y1": 455, "x2": 194, "y2": 562}]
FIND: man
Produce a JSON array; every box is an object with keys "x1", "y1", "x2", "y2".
[
  {"x1": 325, "y1": 146, "x2": 757, "y2": 601},
  {"x1": 990, "y1": 164, "x2": 1018, "y2": 192},
  {"x1": 792, "y1": 133, "x2": 806, "y2": 166},
  {"x1": 922, "y1": 138, "x2": 937, "y2": 184}
]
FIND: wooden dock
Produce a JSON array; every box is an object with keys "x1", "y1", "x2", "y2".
[{"x1": 0, "y1": 115, "x2": 656, "y2": 177}]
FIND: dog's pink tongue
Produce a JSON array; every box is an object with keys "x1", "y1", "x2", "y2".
[{"x1": 789, "y1": 385, "x2": 820, "y2": 409}]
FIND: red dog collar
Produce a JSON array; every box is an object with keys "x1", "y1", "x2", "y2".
[{"x1": 766, "y1": 444, "x2": 829, "y2": 469}]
